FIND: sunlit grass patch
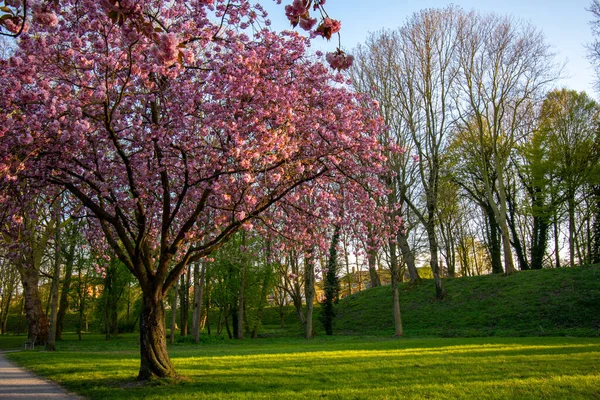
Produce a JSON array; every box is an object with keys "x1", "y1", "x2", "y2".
[{"x1": 3, "y1": 335, "x2": 599, "y2": 399}]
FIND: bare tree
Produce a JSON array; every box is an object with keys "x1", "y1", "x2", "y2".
[{"x1": 456, "y1": 13, "x2": 559, "y2": 274}]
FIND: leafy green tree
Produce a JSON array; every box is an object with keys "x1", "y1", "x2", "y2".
[{"x1": 539, "y1": 89, "x2": 600, "y2": 267}]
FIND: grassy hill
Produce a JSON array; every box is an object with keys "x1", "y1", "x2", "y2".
[{"x1": 329, "y1": 265, "x2": 600, "y2": 337}]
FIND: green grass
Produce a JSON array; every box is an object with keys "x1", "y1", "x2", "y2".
[
  {"x1": 2, "y1": 334, "x2": 600, "y2": 399},
  {"x1": 331, "y1": 265, "x2": 600, "y2": 337}
]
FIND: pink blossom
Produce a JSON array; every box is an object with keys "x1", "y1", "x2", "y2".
[
  {"x1": 12, "y1": 215, "x2": 23, "y2": 224},
  {"x1": 33, "y1": 8, "x2": 58, "y2": 27},
  {"x1": 299, "y1": 16, "x2": 317, "y2": 31},
  {"x1": 325, "y1": 49, "x2": 354, "y2": 71},
  {"x1": 315, "y1": 18, "x2": 341, "y2": 40},
  {"x1": 151, "y1": 33, "x2": 180, "y2": 65},
  {"x1": 5, "y1": 0, "x2": 22, "y2": 7}
]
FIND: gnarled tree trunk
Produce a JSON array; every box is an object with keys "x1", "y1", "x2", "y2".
[
  {"x1": 139, "y1": 292, "x2": 176, "y2": 380},
  {"x1": 21, "y1": 265, "x2": 48, "y2": 345}
]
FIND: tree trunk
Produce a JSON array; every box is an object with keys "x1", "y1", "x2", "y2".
[
  {"x1": 322, "y1": 226, "x2": 340, "y2": 336},
  {"x1": 46, "y1": 224, "x2": 61, "y2": 351},
  {"x1": 553, "y1": 209, "x2": 561, "y2": 268},
  {"x1": 304, "y1": 249, "x2": 315, "y2": 339},
  {"x1": 367, "y1": 249, "x2": 381, "y2": 288},
  {"x1": 192, "y1": 262, "x2": 206, "y2": 343},
  {"x1": 531, "y1": 213, "x2": 549, "y2": 270},
  {"x1": 389, "y1": 240, "x2": 403, "y2": 336},
  {"x1": 179, "y1": 273, "x2": 189, "y2": 337},
  {"x1": 289, "y1": 253, "x2": 306, "y2": 325},
  {"x1": 56, "y1": 240, "x2": 74, "y2": 341},
  {"x1": 484, "y1": 202, "x2": 503, "y2": 274},
  {"x1": 77, "y1": 266, "x2": 86, "y2": 342},
  {"x1": 138, "y1": 292, "x2": 177, "y2": 380},
  {"x1": 426, "y1": 218, "x2": 445, "y2": 299},
  {"x1": 506, "y1": 185, "x2": 530, "y2": 271},
  {"x1": 495, "y1": 168, "x2": 516, "y2": 275},
  {"x1": 21, "y1": 265, "x2": 48, "y2": 345},
  {"x1": 169, "y1": 281, "x2": 178, "y2": 345},
  {"x1": 397, "y1": 230, "x2": 420, "y2": 284},
  {"x1": 568, "y1": 190, "x2": 576, "y2": 268},
  {"x1": 343, "y1": 237, "x2": 352, "y2": 297},
  {"x1": 0, "y1": 287, "x2": 13, "y2": 335}
]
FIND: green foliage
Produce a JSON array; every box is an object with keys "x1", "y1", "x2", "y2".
[
  {"x1": 334, "y1": 265, "x2": 600, "y2": 337},
  {"x1": 2, "y1": 334, "x2": 599, "y2": 399},
  {"x1": 96, "y1": 259, "x2": 140, "y2": 335}
]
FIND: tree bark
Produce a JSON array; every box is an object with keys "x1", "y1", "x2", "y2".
[
  {"x1": 304, "y1": 249, "x2": 315, "y2": 339},
  {"x1": 426, "y1": 216, "x2": 445, "y2": 299},
  {"x1": 398, "y1": 230, "x2": 420, "y2": 284},
  {"x1": 192, "y1": 262, "x2": 206, "y2": 343},
  {"x1": 169, "y1": 281, "x2": 178, "y2": 345},
  {"x1": 389, "y1": 240, "x2": 403, "y2": 336},
  {"x1": 493, "y1": 166, "x2": 517, "y2": 275},
  {"x1": 56, "y1": 236, "x2": 75, "y2": 341},
  {"x1": 367, "y1": 249, "x2": 381, "y2": 288},
  {"x1": 568, "y1": 189, "x2": 576, "y2": 267},
  {"x1": 322, "y1": 226, "x2": 340, "y2": 336},
  {"x1": 46, "y1": 213, "x2": 61, "y2": 351},
  {"x1": 138, "y1": 293, "x2": 177, "y2": 380},
  {"x1": 21, "y1": 265, "x2": 48, "y2": 345},
  {"x1": 289, "y1": 253, "x2": 305, "y2": 325},
  {"x1": 179, "y1": 273, "x2": 189, "y2": 337},
  {"x1": 484, "y1": 202, "x2": 503, "y2": 274}
]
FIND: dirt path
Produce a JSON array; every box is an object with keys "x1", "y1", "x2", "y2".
[{"x1": 0, "y1": 351, "x2": 83, "y2": 399}]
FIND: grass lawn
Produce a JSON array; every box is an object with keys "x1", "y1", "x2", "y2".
[{"x1": 2, "y1": 333, "x2": 599, "y2": 399}]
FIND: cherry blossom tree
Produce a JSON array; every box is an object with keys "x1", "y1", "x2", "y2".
[{"x1": 0, "y1": 0, "x2": 384, "y2": 379}]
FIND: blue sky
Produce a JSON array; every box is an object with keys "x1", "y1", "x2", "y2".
[{"x1": 261, "y1": 0, "x2": 597, "y2": 97}]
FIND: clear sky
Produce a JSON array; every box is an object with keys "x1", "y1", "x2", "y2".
[{"x1": 261, "y1": 0, "x2": 597, "y2": 97}]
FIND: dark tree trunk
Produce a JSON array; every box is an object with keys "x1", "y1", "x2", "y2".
[
  {"x1": 367, "y1": 249, "x2": 381, "y2": 288},
  {"x1": 0, "y1": 286, "x2": 14, "y2": 335},
  {"x1": 531, "y1": 213, "x2": 549, "y2": 270},
  {"x1": 484, "y1": 202, "x2": 503, "y2": 274},
  {"x1": 179, "y1": 273, "x2": 189, "y2": 337},
  {"x1": 192, "y1": 262, "x2": 206, "y2": 343},
  {"x1": 169, "y1": 281, "x2": 178, "y2": 345},
  {"x1": 398, "y1": 229, "x2": 421, "y2": 284},
  {"x1": 45, "y1": 244, "x2": 60, "y2": 351},
  {"x1": 389, "y1": 240, "x2": 403, "y2": 336},
  {"x1": 289, "y1": 253, "x2": 305, "y2": 325},
  {"x1": 506, "y1": 190, "x2": 529, "y2": 271},
  {"x1": 426, "y1": 217, "x2": 444, "y2": 299},
  {"x1": 138, "y1": 292, "x2": 176, "y2": 380},
  {"x1": 21, "y1": 266, "x2": 49, "y2": 345},
  {"x1": 56, "y1": 240, "x2": 75, "y2": 341},
  {"x1": 321, "y1": 226, "x2": 340, "y2": 336},
  {"x1": 304, "y1": 249, "x2": 315, "y2": 339},
  {"x1": 77, "y1": 266, "x2": 86, "y2": 342},
  {"x1": 568, "y1": 189, "x2": 576, "y2": 267}
]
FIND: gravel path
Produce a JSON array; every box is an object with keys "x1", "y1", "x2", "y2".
[{"x1": 0, "y1": 351, "x2": 83, "y2": 399}]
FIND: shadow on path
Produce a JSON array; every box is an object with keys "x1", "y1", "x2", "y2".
[{"x1": 0, "y1": 351, "x2": 83, "y2": 399}]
